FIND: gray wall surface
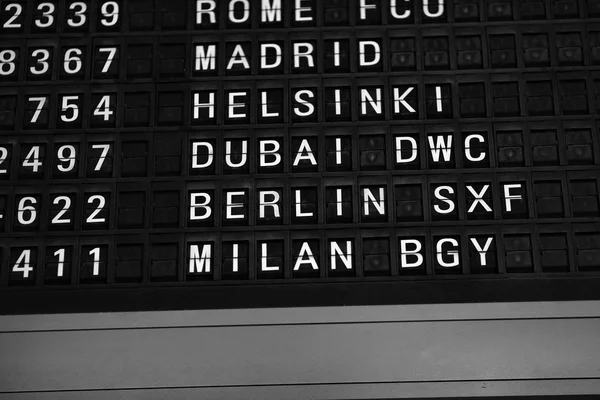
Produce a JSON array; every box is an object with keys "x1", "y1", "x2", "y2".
[{"x1": 0, "y1": 301, "x2": 599, "y2": 399}]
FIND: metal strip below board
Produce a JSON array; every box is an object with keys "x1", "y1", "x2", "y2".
[{"x1": 1, "y1": 300, "x2": 600, "y2": 332}]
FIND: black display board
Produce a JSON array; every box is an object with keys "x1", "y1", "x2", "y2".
[{"x1": 1, "y1": 0, "x2": 600, "y2": 314}]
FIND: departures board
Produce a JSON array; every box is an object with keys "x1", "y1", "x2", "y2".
[{"x1": 1, "y1": 0, "x2": 600, "y2": 314}]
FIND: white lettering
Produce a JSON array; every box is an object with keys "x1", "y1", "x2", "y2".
[
  {"x1": 293, "y1": 242, "x2": 319, "y2": 270},
  {"x1": 360, "y1": 88, "x2": 382, "y2": 115},
  {"x1": 390, "y1": 0, "x2": 411, "y2": 19},
  {"x1": 226, "y1": 191, "x2": 246, "y2": 219},
  {"x1": 225, "y1": 140, "x2": 248, "y2": 168},
  {"x1": 400, "y1": 239, "x2": 424, "y2": 268},
  {"x1": 467, "y1": 185, "x2": 492, "y2": 213},
  {"x1": 330, "y1": 241, "x2": 352, "y2": 270},
  {"x1": 231, "y1": 243, "x2": 240, "y2": 272},
  {"x1": 437, "y1": 238, "x2": 459, "y2": 268},
  {"x1": 259, "y1": 191, "x2": 281, "y2": 218},
  {"x1": 295, "y1": 0, "x2": 312, "y2": 21},
  {"x1": 190, "y1": 193, "x2": 212, "y2": 220},
  {"x1": 465, "y1": 134, "x2": 486, "y2": 162},
  {"x1": 294, "y1": 42, "x2": 314, "y2": 68},
  {"x1": 359, "y1": 0, "x2": 377, "y2": 19},
  {"x1": 261, "y1": 0, "x2": 281, "y2": 22},
  {"x1": 259, "y1": 140, "x2": 281, "y2": 167},
  {"x1": 189, "y1": 244, "x2": 211, "y2": 273},
  {"x1": 195, "y1": 44, "x2": 216, "y2": 71},
  {"x1": 193, "y1": 92, "x2": 215, "y2": 119},
  {"x1": 428, "y1": 135, "x2": 453, "y2": 162},
  {"x1": 363, "y1": 187, "x2": 386, "y2": 216},
  {"x1": 192, "y1": 142, "x2": 214, "y2": 169},
  {"x1": 228, "y1": 92, "x2": 247, "y2": 119},
  {"x1": 261, "y1": 91, "x2": 280, "y2": 118},
  {"x1": 433, "y1": 186, "x2": 455, "y2": 214},
  {"x1": 393, "y1": 87, "x2": 416, "y2": 113},
  {"x1": 293, "y1": 139, "x2": 317, "y2": 166},
  {"x1": 294, "y1": 90, "x2": 315, "y2": 117},
  {"x1": 196, "y1": 0, "x2": 216, "y2": 24},
  {"x1": 295, "y1": 189, "x2": 314, "y2": 218},
  {"x1": 261, "y1": 242, "x2": 279, "y2": 271},
  {"x1": 470, "y1": 237, "x2": 494, "y2": 266},
  {"x1": 229, "y1": 0, "x2": 250, "y2": 23},
  {"x1": 359, "y1": 41, "x2": 381, "y2": 66},
  {"x1": 334, "y1": 89, "x2": 342, "y2": 115},
  {"x1": 333, "y1": 41, "x2": 341, "y2": 66},
  {"x1": 395, "y1": 136, "x2": 418, "y2": 163},
  {"x1": 261, "y1": 43, "x2": 282, "y2": 69},
  {"x1": 423, "y1": 0, "x2": 445, "y2": 18},
  {"x1": 226, "y1": 45, "x2": 250, "y2": 70},
  {"x1": 503, "y1": 184, "x2": 523, "y2": 212}
]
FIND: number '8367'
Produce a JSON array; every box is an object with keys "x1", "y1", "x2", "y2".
[{"x1": 0, "y1": 46, "x2": 119, "y2": 81}]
